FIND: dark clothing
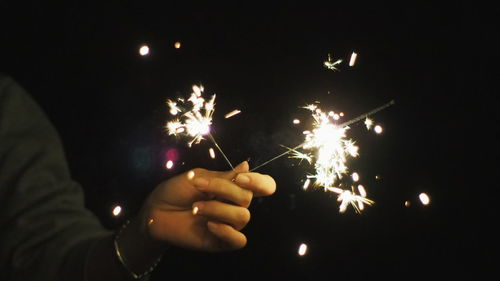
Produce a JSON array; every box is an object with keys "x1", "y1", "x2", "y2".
[{"x1": 0, "y1": 75, "x2": 110, "y2": 280}]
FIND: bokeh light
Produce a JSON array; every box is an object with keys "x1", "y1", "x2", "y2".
[
  {"x1": 419, "y1": 193, "x2": 431, "y2": 205},
  {"x1": 139, "y1": 45, "x2": 150, "y2": 56},
  {"x1": 298, "y1": 243, "x2": 308, "y2": 256},
  {"x1": 112, "y1": 205, "x2": 122, "y2": 216}
]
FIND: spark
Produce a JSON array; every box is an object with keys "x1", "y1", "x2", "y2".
[
  {"x1": 334, "y1": 188, "x2": 374, "y2": 214},
  {"x1": 165, "y1": 160, "x2": 174, "y2": 169},
  {"x1": 405, "y1": 201, "x2": 411, "y2": 207},
  {"x1": 293, "y1": 118, "x2": 301, "y2": 124},
  {"x1": 419, "y1": 193, "x2": 431, "y2": 205},
  {"x1": 174, "y1": 41, "x2": 181, "y2": 49},
  {"x1": 303, "y1": 178, "x2": 311, "y2": 190},
  {"x1": 300, "y1": 104, "x2": 359, "y2": 188},
  {"x1": 192, "y1": 206, "x2": 199, "y2": 215},
  {"x1": 324, "y1": 53, "x2": 343, "y2": 71},
  {"x1": 349, "y1": 52, "x2": 358, "y2": 67},
  {"x1": 224, "y1": 109, "x2": 241, "y2": 119},
  {"x1": 139, "y1": 45, "x2": 150, "y2": 56},
  {"x1": 249, "y1": 101, "x2": 395, "y2": 212},
  {"x1": 298, "y1": 243, "x2": 308, "y2": 256},
  {"x1": 209, "y1": 148, "x2": 216, "y2": 159},
  {"x1": 352, "y1": 172, "x2": 360, "y2": 182},
  {"x1": 165, "y1": 85, "x2": 234, "y2": 169},
  {"x1": 166, "y1": 85, "x2": 214, "y2": 147},
  {"x1": 112, "y1": 205, "x2": 122, "y2": 216},
  {"x1": 364, "y1": 117, "x2": 374, "y2": 130},
  {"x1": 374, "y1": 125, "x2": 383, "y2": 134}
]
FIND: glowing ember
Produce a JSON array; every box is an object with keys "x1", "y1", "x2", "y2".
[
  {"x1": 349, "y1": 52, "x2": 358, "y2": 66},
  {"x1": 112, "y1": 205, "x2": 122, "y2": 216},
  {"x1": 209, "y1": 148, "x2": 216, "y2": 159},
  {"x1": 165, "y1": 160, "x2": 174, "y2": 169},
  {"x1": 352, "y1": 172, "x2": 360, "y2": 182},
  {"x1": 303, "y1": 178, "x2": 311, "y2": 190},
  {"x1": 139, "y1": 45, "x2": 150, "y2": 56},
  {"x1": 419, "y1": 193, "x2": 430, "y2": 205},
  {"x1": 166, "y1": 85, "x2": 215, "y2": 147},
  {"x1": 224, "y1": 109, "x2": 241, "y2": 119},
  {"x1": 174, "y1": 41, "x2": 181, "y2": 49},
  {"x1": 298, "y1": 243, "x2": 308, "y2": 256}
]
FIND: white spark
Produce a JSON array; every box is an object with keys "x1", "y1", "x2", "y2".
[
  {"x1": 298, "y1": 243, "x2": 308, "y2": 256},
  {"x1": 166, "y1": 85, "x2": 215, "y2": 147},
  {"x1": 224, "y1": 109, "x2": 241, "y2": 119},
  {"x1": 419, "y1": 193, "x2": 430, "y2": 205},
  {"x1": 139, "y1": 45, "x2": 150, "y2": 56},
  {"x1": 112, "y1": 205, "x2": 122, "y2": 216},
  {"x1": 349, "y1": 52, "x2": 358, "y2": 67},
  {"x1": 324, "y1": 53, "x2": 343, "y2": 71}
]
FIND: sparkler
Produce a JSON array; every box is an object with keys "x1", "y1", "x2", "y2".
[
  {"x1": 166, "y1": 84, "x2": 234, "y2": 169},
  {"x1": 250, "y1": 100, "x2": 394, "y2": 213}
]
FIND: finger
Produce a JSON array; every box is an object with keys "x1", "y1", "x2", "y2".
[
  {"x1": 192, "y1": 177, "x2": 253, "y2": 207},
  {"x1": 188, "y1": 161, "x2": 249, "y2": 181},
  {"x1": 192, "y1": 200, "x2": 250, "y2": 231},
  {"x1": 234, "y1": 172, "x2": 276, "y2": 197},
  {"x1": 206, "y1": 221, "x2": 247, "y2": 250}
]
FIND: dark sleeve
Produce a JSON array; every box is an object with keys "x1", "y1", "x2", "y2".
[{"x1": 0, "y1": 76, "x2": 112, "y2": 281}]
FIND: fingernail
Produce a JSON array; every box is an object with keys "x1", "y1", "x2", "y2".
[
  {"x1": 193, "y1": 177, "x2": 209, "y2": 188},
  {"x1": 235, "y1": 174, "x2": 250, "y2": 185},
  {"x1": 234, "y1": 161, "x2": 248, "y2": 172},
  {"x1": 192, "y1": 202, "x2": 203, "y2": 215}
]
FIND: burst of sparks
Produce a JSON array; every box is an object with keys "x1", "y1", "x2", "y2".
[
  {"x1": 324, "y1": 53, "x2": 343, "y2": 71},
  {"x1": 166, "y1": 85, "x2": 215, "y2": 147},
  {"x1": 290, "y1": 104, "x2": 375, "y2": 213}
]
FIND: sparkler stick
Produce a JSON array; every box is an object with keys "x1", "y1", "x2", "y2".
[
  {"x1": 250, "y1": 100, "x2": 395, "y2": 172},
  {"x1": 208, "y1": 133, "x2": 234, "y2": 170}
]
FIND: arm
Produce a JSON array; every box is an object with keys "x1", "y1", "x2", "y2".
[{"x1": 0, "y1": 76, "x2": 276, "y2": 281}]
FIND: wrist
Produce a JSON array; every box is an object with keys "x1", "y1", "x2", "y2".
[{"x1": 115, "y1": 218, "x2": 168, "y2": 279}]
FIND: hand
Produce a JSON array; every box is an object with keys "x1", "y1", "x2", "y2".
[{"x1": 137, "y1": 161, "x2": 276, "y2": 252}]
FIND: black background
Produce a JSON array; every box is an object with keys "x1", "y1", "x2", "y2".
[{"x1": 1, "y1": 1, "x2": 495, "y2": 280}]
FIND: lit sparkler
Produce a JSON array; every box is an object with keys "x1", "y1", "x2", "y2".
[
  {"x1": 251, "y1": 100, "x2": 395, "y2": 213},
  {"x1": 165, "y1": 84, "x2": 234, "y2": 169}
]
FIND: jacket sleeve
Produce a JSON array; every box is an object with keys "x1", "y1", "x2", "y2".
[{"x1": 0, "y1": 75, "x2": 112, "y2": 281}]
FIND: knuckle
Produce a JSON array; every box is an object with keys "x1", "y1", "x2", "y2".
[{"x1": 241, "y1": 190, "x2": 253, "y2": 207}]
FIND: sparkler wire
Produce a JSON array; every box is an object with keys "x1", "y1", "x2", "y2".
[
  {"x1": 250, "y1": 100, "x2": 395, "y2": 172},
  {"x1": 208, "y1": 133, "x2": 234, "y2": 170}
]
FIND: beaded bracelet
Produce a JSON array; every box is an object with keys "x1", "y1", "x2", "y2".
[{"x1": 113, "y1": 220, "x2": 163, "y2": 280}]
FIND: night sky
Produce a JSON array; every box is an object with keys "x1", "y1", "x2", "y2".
[{"x1": 1, "y1": 2, "x2": 494, "y2": 280}]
